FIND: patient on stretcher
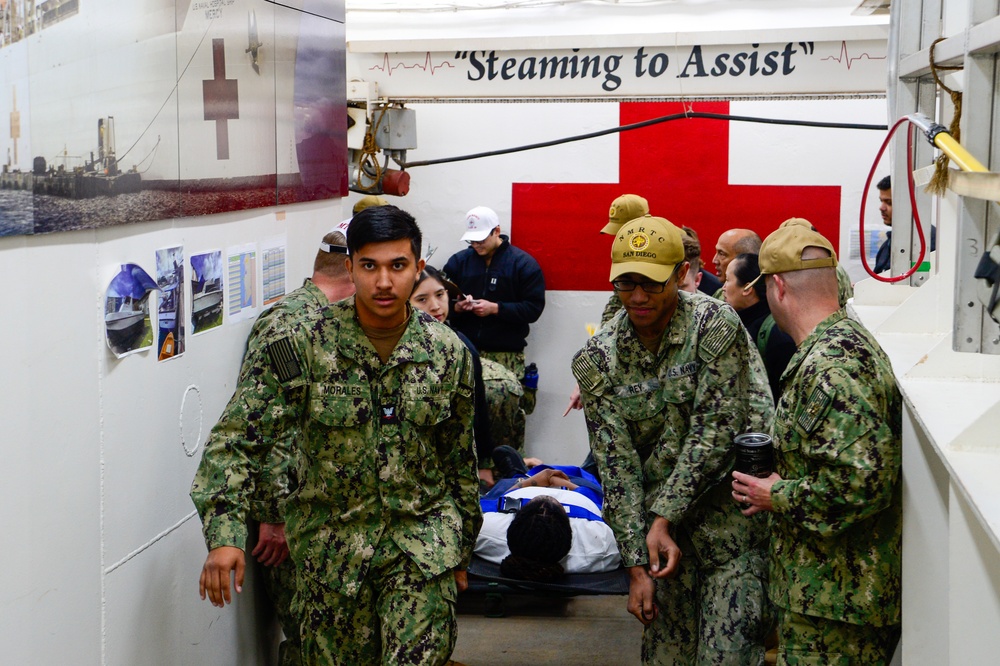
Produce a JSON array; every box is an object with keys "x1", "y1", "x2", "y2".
[{"x1": 476, "y1": 446, "x2": 621, "y2": 580}]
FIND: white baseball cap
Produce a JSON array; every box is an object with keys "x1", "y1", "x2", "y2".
[
  {"x1": 331, "y1": 217, "x2": 351, "y2": 235},
  {"x1": 460, "y1": 206, "x2": 500, "y2": 242}
]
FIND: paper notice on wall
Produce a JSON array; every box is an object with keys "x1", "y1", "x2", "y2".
[
  {"x1": 191, "y1": 250, "x2": 224, "y2": 335},
  {"x1": 156, "y1": 245, "x2": 186, "y2": 362},
  {"x1": 261, "y1": 236, "x2": 288, "y2": 307},
  {"x1": 226, "y1": 242, "x2": 259, "y2": 324},
  {"x1": 105, "y1": 264, "x2": 158, "y2": 359}
]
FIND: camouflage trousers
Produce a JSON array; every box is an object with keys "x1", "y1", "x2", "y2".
[
  {"x1": 479, "y1": 350, "x2": 536, "y2": 416},
  {"x1": 264, "y1": 558, "x2": 302, "y2": 666},
  {"x1": 248, "y1": 520, "x2": 302, "y2": 666},
  {"x1": 293, "y1": 537, "x2": 458, "y2": 665},
  {"x1": 481, "y1": 358, "x2": 525, "y2": 453},
  {"x1": 776, "y1": 609, "x2": 900, "y2": 665},
  {"x1": 642, "y1": 548, "x2": 771, "y2": 665},
  {"x1": 480, "y1": 350, "x2": 536, "y2": 420},
  {"x1": 480, "y1": 350, "x2": 524, "y2": 378}
]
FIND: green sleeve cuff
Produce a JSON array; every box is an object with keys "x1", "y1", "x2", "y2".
[
  {"x1": 771, "y1": 480, "x2": 791, "y2": 513},
  {"x1": 618, "y1": 540, "x2": 649, "y2": 569},
  {"x1": 202, "y1": 514, "x2": 249, "y2": 552},
  {"x1": 648, "y1": 499, "x2": 684, "y2": 527},
  {"x1": 249, "y1": 499, "x2": 283, "y2": 524}
]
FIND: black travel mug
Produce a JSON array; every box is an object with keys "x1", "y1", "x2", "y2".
[{"x1": 734, "y1": 433, "x2": 774, "y2": 478}]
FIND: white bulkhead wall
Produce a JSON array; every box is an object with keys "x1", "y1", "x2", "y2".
[{"x1": 0, "y1": 201, "x2": 336, "y2": 664}]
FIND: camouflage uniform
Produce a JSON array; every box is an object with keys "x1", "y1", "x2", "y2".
[
  {"x1": 835, "y1": 265, "x2": 853, "y2": 308},
  {"x1": 599, "y1": 292, "x2": 621, "y2": 329},
  {"x1": 191, "y1": 297, "x2": 482, "y2": 666},
  {"x1": 480, "y1": 358, "x2": 526, "y2": 453},
  {"x1": 604, "y1": 291, "x2": 773, "y2": 433},
  {"x1": 241, "y1": 279, "x2": 331, "y2": 666},
  {"x1": 479, "y1": 350, "x2": 535, "y2": 416},
  {"x1": 744, "y1": 327, "x2": 776, "y2": 434},
  {"x1": 572, "y1": 291, "x2": 772, "y2": 665},
  {"x1": 769, "y1": 310, "x2": 902, "y2": 665}
]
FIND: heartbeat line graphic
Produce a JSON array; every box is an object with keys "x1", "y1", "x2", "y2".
[
  {"x1": 368, "y1": 53, "x2": 455, "y2": 76},
  {"x1": 821, "y1": 41, "x2": 886, "y2": 70}
]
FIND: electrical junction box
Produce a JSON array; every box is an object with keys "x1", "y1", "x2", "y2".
[{"x1": 375, "y1": 107, "x2": 417, "y2": 150}]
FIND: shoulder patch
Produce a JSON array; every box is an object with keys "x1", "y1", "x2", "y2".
[
  {"x1": 698, "y1": 315, "x2": 739, "y2": 362},
  {"x1": 571, "y1": 351, "x2": 607, "y2": 395},
  {"x1": 267, "y1": 337, "x2": 302, "y2": 383},
  {"x1": 797, "y1": 385, "x2": 833, "y2": 434},
  {"x1": 458, "y1": 349, "x2": 475, "y2": 395}
]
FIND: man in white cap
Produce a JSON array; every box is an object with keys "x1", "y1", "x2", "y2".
[
  {"x1": 443, "y1": 205, "x2": 545, "y2": 381},
  {"x1": 572, "y1": 216, "x2": 771, "y2": 664}
]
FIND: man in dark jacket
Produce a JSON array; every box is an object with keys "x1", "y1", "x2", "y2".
[
  {"x1": 443, "y1": 205, "x2": 546, "y2": 379},
  {"x1": 874, "y1": 174, "x2": 936, "y2": 274}
]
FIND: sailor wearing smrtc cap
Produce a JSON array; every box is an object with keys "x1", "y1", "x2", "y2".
[{"x1": 572, "y1": 215, "x2": 771, "y2": 665}]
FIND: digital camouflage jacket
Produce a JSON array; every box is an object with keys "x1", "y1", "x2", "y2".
[
  {"x1": 243, "y1": 279, "x2": 330, "y2": 523},
  {"x1": 769, "y1": 310, "x2": 902, "y2": 627},
  {"x1": 573, "y1": 291, "x2": 767, "y2": 569},
  {"x1": 191, "y1": 297, "x2": 482, "y2": 598}
]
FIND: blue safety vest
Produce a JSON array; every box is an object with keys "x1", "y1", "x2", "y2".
[
  {"x1": 479, "y1": 496, "x2": 604, "y2": 522},
  {"x1": 480, "y1": 462, "x2": 605, "y2": 522}
]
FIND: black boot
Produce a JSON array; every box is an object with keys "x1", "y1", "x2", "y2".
[{"x1": 491, "y1": 445, "x2": 529, "y2": 479}]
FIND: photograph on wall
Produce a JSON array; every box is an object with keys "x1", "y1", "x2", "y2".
[
  {"x1": 105, "y1": 263, "x2": 157, "y2": 359},
  {"x1": 0, "y1": 37, "x2": 33, "y2": 236},
  {"x1": 280, "y1": 0, "x2": 348, "y2": 204},
  {"x1": 0, "y1": 0, "x2": 347, "y2": 237},
  {"x1": 190, "y1": 250, "x2": 224, "y2": 335},
  {"x1": 226, "y1": 241, "x2": 258, "y2": 324},
  {"x1": 156, "y1": 245, "x2": 185, "y2": 361},
  {"x1": 261, "y1": 236, "x2": 287, "y2": 307}
]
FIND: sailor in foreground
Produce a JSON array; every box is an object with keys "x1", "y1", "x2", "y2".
[
  {"x1": 192, "y1": 205, "x2": 481, "y2": 665},
  {"x1": 572, "y1": 215, "x2": 770, "y2": 665}
]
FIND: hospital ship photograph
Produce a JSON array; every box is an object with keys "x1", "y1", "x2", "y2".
[{"x1": 0, "y1": 0, "x2": 346, "y2": 236}]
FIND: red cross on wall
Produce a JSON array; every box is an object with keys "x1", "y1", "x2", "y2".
[
  {"x1": 511, "y1": 101, "x2": 841, "y2": 291},
  {"x1": 203, "y1": 39, "x2": 239, "y2": 160}
]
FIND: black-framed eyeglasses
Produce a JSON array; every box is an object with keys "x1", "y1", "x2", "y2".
[{"x1": 612, "y1": 278, "x2": 668, "y2": 293}]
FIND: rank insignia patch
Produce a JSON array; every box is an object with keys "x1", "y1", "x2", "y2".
[{"x1": 797, "y1": 386, "x2": 833, "y2": 434}]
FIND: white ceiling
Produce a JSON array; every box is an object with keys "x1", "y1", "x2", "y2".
[{"x1": 346, "y1": 0, "x2": 889, "y2": 50}]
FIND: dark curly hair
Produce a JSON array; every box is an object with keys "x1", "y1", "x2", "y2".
[{"x1": 500, "y1": 496, "x2": 573, "y2": 582}]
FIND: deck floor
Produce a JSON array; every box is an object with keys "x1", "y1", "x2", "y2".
[{"x1": 451, "y1": 593, "x2": 641, "y2": 666}]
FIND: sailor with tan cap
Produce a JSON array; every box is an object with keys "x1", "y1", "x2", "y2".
[
  {"x1": 599, "y1": 194, "x2": 652, "y2": 325},
  {"x1": 572, "y1": 215, "x2": 770, "y2": 664},
  {"x1": 732, "y1": 224, "x2": 902, "y2": 663},
  {"x1": 351, "y1": 194, "x2": 389, "y2": 215},
  {"x1": 776, "y1": 217, "x2": 853, "y2": 306},
  {"x1": 603, "y1": 193, "x2": 650, "y2": 234}
]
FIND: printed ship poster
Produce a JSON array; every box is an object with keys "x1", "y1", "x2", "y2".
[{"x1": 0, "y1": 0, "x2": 347, "y2": 237}]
